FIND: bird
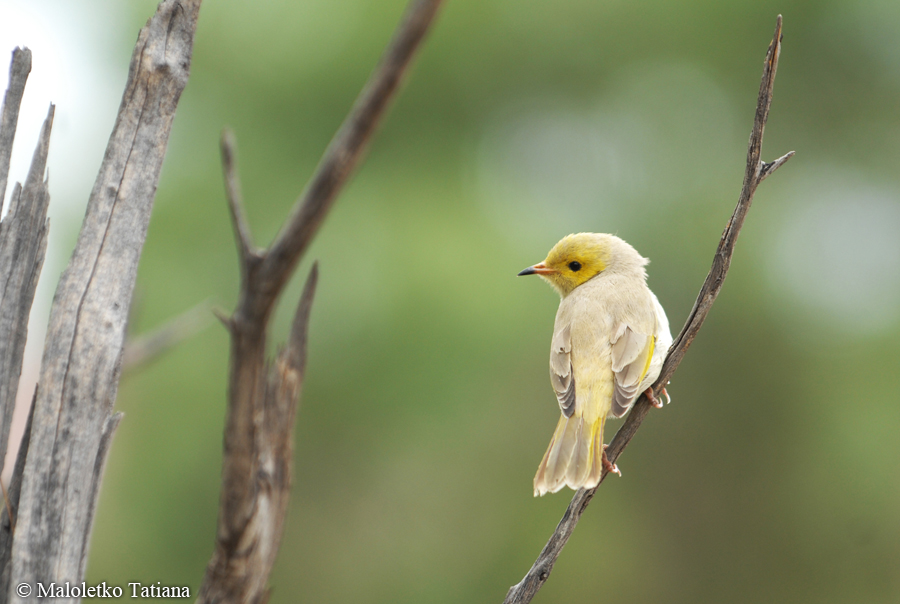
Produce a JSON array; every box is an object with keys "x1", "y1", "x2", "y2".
[{"x1": 518, "y1": 233, "x2": 672, "y2": 496}]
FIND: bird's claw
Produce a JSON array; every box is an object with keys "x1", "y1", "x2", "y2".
[
  {"x1": 644, "y1": 386, "x2": 671, "y2": 409},
  {"x1": 601, "y1": 444, "x2": 621, "y2": 477}
]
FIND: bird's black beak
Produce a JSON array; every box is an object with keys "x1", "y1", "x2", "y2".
[{"x1": 518, "y1": 262, "x2": 555, "y2": 276}]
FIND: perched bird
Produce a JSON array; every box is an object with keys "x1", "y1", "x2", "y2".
[{"x1": 519, "y1": 233, "x2": 672, "y2": 496}]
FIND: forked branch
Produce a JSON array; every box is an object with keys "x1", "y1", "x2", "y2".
[
  {"x1": 198, "y1": 1, "x2": 445, "y2": 602},
  {"x1": 503, "y1": 15, "x2": 793, "y2": 604}
]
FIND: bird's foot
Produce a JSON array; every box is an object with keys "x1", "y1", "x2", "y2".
[
  {"x1": 644, "y1": 386, "x2": 670, "y2": 409},
  {"x1": 601, "y1": 444, "x2": 621, "y2": 477}
]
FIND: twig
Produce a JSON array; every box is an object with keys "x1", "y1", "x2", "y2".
[
  {"x1": 503, "y1": 15, "x2": 793, "y2": 604},
  {"x1": 198, "y1": 1, "x2": 445, "y2": 602},
  {"x1": 220, "y1": 128, "x2": 258, "y2": 277},
  {"x1": 122, "y1": 299, "x2": 214, "y2": 371},
  {"x1": 8, "y1": 0, "x2": 202, "y2": 592}
]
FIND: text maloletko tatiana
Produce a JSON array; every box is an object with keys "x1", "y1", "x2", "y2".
[{"x1": 35, "y1": 581, "x2": 190, "y2": 598}]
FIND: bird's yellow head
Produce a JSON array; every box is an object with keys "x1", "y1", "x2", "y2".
[{"x1": 518, "y1": 233, "x2": 613, "y2": 297}]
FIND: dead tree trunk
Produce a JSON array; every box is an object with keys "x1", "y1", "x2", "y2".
[{"x1": 0, "y1": 2, "x2": 202, "y2": 601}]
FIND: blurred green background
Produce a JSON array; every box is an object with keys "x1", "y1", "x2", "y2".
[{"x1": 4, "y1": 0, "x2": 900, "y2": 602}]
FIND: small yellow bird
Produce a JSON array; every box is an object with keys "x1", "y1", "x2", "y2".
[{"x1": 519, "y1": 233, "x2": 672, "y2": 496}]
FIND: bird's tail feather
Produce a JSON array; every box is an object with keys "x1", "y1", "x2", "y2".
[{"x1": 533, "y1": 414, "x2": 605, "y2": 496}]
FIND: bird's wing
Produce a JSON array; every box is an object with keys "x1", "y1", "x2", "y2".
[
  {"x1": 609, "y1": 323, "x2": 655, "y2": 418},
  {"x1": 638, "y1": 290, "x2": 673, "y2": 393},
  {"x1": 549, "y1": 322, "x2": 576, "y2": 418}
]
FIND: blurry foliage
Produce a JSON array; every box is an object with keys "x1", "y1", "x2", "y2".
[{"x1": 48, "y1": 0, "x2": 900, "y2": 602}]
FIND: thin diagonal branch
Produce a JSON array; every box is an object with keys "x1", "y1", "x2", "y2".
[
  {"x1": 503, "y1": 15, "x2": 793, "y2": 604},
  {"x1": 122, "y1": 298, "x2": 214, "y2": 371},
  {"x1": 250, "y1": 0, "x2": 446, "y2": 321},
  {"x1": 199, "y1": 1, "x2": 444, "y2": 602}
]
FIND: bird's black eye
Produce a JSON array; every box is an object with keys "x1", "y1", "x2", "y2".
[{"x1": 568, "y1": 261, "x2": 582, "y2": 272}]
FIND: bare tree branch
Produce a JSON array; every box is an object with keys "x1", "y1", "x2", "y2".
[
  {"x1": 198, "y1": 1, "x2": 445, "y2": 601},
  {"x1": 503, "y1": 15, "x2": 793, "y2": 604},
  {"x1": 220, "y1": 129, "x2": 258, "y2": 279},
  {"x1": 122, "y1": 299, "x2": 213, "y2": 372},
  {"x1": 199, "y1": 266, "x2": 318, "y2": 604},
  {"x1": 8, "y1": 1, "x2": 202, "y2": 596},
  {"x1": 253, "y1": 0, "x2": 445, "y2": 323}
]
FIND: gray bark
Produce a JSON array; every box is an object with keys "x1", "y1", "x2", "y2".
[
  {"x1": 0, "y1": 48, "x2": 31, "y2": 208},
  {"x1": 0, "y1": 47, "x2": 52, "y2": 602},
  {"x1": 7, "y1": 2, "x2": 202, "y2": 601},
  {"x1": 0, "y1": 395, "x2": 35, "y2": 601},
  {"x1": 0, "y1": 48, "x2": 49, "y2": 484},
  {"x1": 0, "y1": 109, "x2": 52, "y2": 603}
]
